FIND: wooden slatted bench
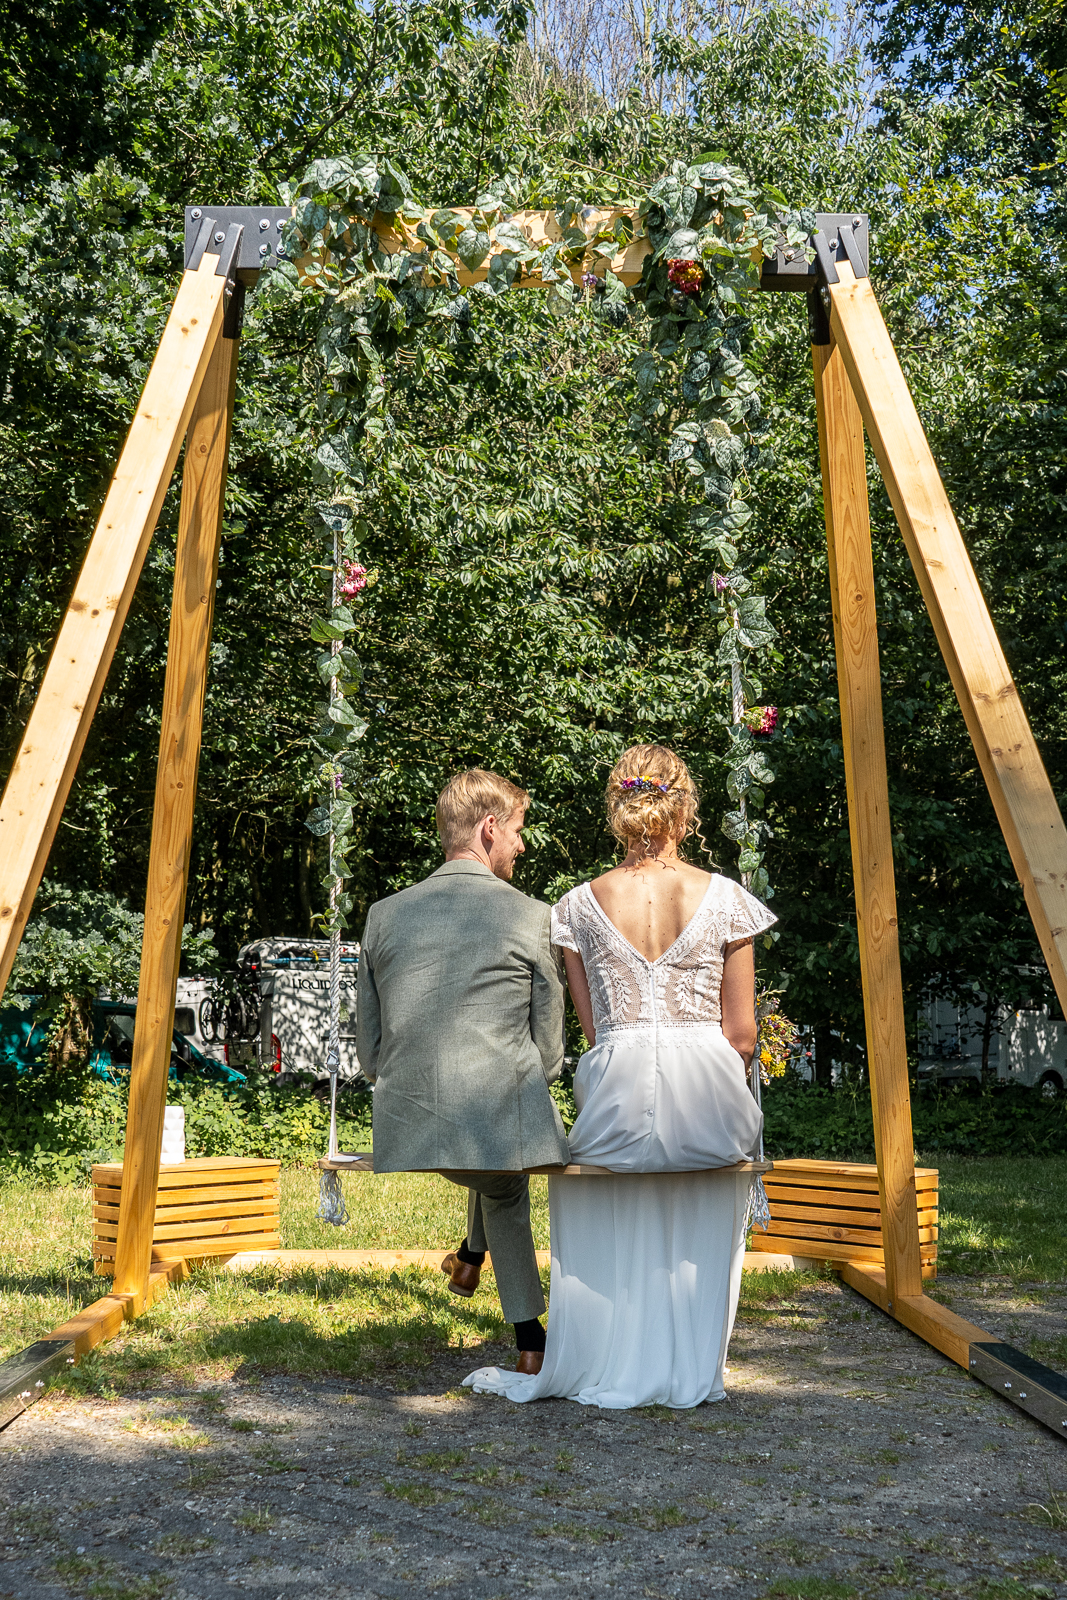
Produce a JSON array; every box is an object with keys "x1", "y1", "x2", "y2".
[
  {"x1": 747, "y1": 1158, "x2": 939, "y2": 1279},
  {"x1": 92, "y1": 1156, "x2": 281, "y2": 1276}
]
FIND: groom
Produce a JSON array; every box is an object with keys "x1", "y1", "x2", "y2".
[{"x1": 355, "y1": 768, "x2": 569, "y2": 1373}]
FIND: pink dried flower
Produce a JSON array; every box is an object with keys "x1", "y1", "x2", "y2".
[
  {"x1": 338, "y1": 560, "x2": 367, "y2": 598},
  {"x1": 667, "y1": 258, "x2": 704, "y2": 295},
  {"x1": 746, "y1": 705, "x2": 778, "y2": 736},
  {"x1": 581, "y1": 272, "x2": 599, "y2": 291},
  {"x1": 712, "y1": 572, "x2": 729, "y2": 595}
]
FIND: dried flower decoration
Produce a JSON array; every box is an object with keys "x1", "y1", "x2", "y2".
[
  {"x1": 667, "y1": 259, "x2": 704, "y2": 296},
  {"x1": 339, "y1": 560, "x2": 368, "y2": 598},
  {"x1": 620, "y1": 775, "x2": 674, "y2": 794},
  {"x1": 756, "y1": 1006, "x2": 798, "y2": 1085},
  {"x1": 745, "y1": 705, "x2": 778, "y2": 736}
]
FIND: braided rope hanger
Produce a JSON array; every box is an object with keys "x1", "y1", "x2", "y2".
[{"x1": 317, "y1": 526, "x2": 351, "y2": 1227}]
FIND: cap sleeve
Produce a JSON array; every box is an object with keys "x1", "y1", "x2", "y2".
[
  {"x1": 550, "y1": 890, "x2": 580, "y2": 953},
  {"x1": 726, "y1": 879, "x2": 777, "y2": 943}
]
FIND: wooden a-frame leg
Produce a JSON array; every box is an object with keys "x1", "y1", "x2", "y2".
[
  {"x1": 112, "y1": 324, "x2": 240, "y2": 1302},
  {"x1": 0, "y1": 253, "x2": 235, "y2": 1004},
  {"x1": 813, "y1": 333, "x2": 924, "y2": 1303},
  {"x1": 827, "y1": 261, "x2": 1067, "y2": 1018}
]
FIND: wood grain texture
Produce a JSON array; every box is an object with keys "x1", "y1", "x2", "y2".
[
  {"x1": 95, "y1": 1233, "x2": 282, "y2": 1263},
  {"x1": 93, "y1": 1157, "x2": 280, "y2": 1186},
  {"x1": 764, "y1": 1183, "x2": 936, "y2": 1212},
  {"x1": 827, "y1": 261, "x2": 1067, "y2": 1016},
  {"x1": 813, "y1": 335, "x2": 924, "y2": 1301},
  {"x1": 749, "y1": 1236, "x2": 938, "y2": 1269},
  {"x1": 764, "y1": 1159, "x2": 937, "y2": 1184},
  {"x1": 0, "y1": 257, "x2": 230, "y2": 1002},
  {"x1": 94, "y1": 1196, "x2": 281, "y2": 1224},
  {"x1": 355, "y1": 208, "x2": 652, "y2": 287},
  {"x1": 112, "y1": 328, "x2": 241, "y2": 1300},
  {"x1": 840, "y1": 1267, "x2": 991, "y2": 1367},
  {"x1": 762, "y1": 1216, "x2": 938, "y2": 1247},
  {"x1": 767, "y1": 1199, "x2": 938, "y2": 1230}
]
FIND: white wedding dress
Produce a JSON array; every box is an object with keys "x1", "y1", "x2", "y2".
[{"x1": 463, "y1": 873, "x2": 776, "y2": 1410}]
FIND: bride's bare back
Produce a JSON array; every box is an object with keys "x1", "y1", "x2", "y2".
[
  {"x1": 589, "y1": 857, "x2": 714, "y2": 963},
  {"x1": 566, "y1": 842, "x2": 757, "y2": 1058}
]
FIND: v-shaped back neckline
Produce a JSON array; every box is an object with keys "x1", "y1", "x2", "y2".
[{"x1": 582, "y1": 876, "x2": 718, "y2": 967}]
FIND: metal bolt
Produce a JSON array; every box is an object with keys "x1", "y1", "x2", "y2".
[
  {"x1": 827, "y1": 237, "x2": 837, "y2": 250},
  {"x1": 785, "y1": 250, "x2": 795, "y2": 261},
  {"x1": 853, "y1": 216, "x2": 861, "y2": 227},
  {"x1": 191, "y1": 208, "x2": 202, "y2": 219},
  {"x1": 276, "y1": 219, "x2": 284, "y2": 231},
  {"x1": 1019, "y1": 1392, "x2": 1027, "y2": 1398},
  {"x1": 1004, "y1": 1382, "x2": 1011, "y2": 1389},
  {"x1": 259, "y1": 244, "x2": 270, "y2": 256},
  {"x1": 259, "y1": 218, "x2": 270, "y2": 231},
  {"x1": 214, "y1": 230, "x2": 225, "y2": 243},
  {"x1": 970, "y1": 1359, "x2": 977, "y2": 1367}
]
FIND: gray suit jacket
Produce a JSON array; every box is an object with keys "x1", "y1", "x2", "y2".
[{"x1": 356, "y1": 860, "x2": 569, "y2": 1172}]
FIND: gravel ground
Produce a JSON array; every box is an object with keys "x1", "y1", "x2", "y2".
[{"x1": 2, "y1": 1272, "x2": 1065, "y2": 1600}]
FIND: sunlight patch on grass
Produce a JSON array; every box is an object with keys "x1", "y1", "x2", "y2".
[
  {"x1": 45, "y1": 1260, "x2": 511, "y2": 1391},
  {"x1": 935, "y1": 1156, "x2": 1067, "y2": 1280}
]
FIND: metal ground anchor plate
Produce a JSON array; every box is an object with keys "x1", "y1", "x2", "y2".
[
  {"x1": 0, "y1": 1337, "x2": 77, "y2": 1430},
  {"x1": 969, "y1": 1340, "x2": 1067, "y2": 1438}
]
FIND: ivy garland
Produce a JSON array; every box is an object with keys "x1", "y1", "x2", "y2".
[{"x1": 279, "y1": 153, "x2": 814, "y2": 935}]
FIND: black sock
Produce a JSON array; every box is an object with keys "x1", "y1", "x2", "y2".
[
  {"x1": 456, "y1": 1238, "x2": 485, "y2": 1267},
  {"x1": 514, "y1": 1317, "x2": 546, "y2": 1353}
]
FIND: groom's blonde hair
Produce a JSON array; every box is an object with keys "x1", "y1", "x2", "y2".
[{"x1": 436, "y1": 768, "x2": 529, "y2": 853}]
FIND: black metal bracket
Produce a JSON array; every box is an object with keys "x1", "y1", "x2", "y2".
[
  {"x1": 807, "y1": 288, "x2": 831, "y2": 347},
  {"x1": 759, "y1": 213, "x2": 869, "y2": 293},
  {"x1": 969, "y1": 1340, "x2": 1067, "y2": 1439},
  {"x1": 184, "y1": 206, "x2": 292, "y2": 286},
  {"x1": 838, "y1": 221, "x2": 868, "y2": 281}
]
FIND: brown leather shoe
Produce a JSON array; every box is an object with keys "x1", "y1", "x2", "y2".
[
  {"x1": 440, "y1": 1251, "x2": 480, "y2": 1298},
  {"x1": 515, "y1": 1349, "x2": 544, "y2": 1376}
]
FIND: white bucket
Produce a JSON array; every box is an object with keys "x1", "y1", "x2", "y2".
[{"x1": 161, "y1": 1105, "x2": 186, "y2": 1163}]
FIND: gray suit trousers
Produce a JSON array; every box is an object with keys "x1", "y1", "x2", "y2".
[{"x1": 439, "y1": 1171, "x2": 546, "y2": 1324}]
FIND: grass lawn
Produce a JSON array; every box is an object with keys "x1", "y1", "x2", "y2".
[
  {"x1": 934, "y1": 1155, "x2": 1067, "y2": 1280},
  {"x1": 1, "y1": 1157, "x2": 1064, "y2": 1381}
]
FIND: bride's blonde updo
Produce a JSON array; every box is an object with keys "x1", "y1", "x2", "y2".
[{"x1": 606, "y1": 744, "x2": 701, "y2": 857}]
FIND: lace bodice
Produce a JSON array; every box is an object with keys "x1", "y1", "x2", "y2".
[{"x1": 551, "y1": 875, "x2": 776, "y2": 1038}]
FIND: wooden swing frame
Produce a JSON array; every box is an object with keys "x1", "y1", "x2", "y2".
[{"x1": 3, "y1": 207, "x2": 1067, "y2": 1437}]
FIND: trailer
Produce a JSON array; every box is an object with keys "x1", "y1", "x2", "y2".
[{"x1": 238, "y1": 938, "x2": 361, "y2": 1087}]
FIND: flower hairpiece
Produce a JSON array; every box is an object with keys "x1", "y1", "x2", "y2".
[{"x1": 620, "y1": 775, "x2": 674, "y2": 794}]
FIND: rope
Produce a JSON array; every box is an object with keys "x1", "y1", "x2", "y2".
[
  {"x1": 744, "y1": 1173, "x2": 772, "y2": 1234},
  {"x1": 317, "y1": 524, "x2": 349, "y2": 1229},
  {"x1": 318, "y1": 1167, "x2": 350, "y2": 1227}
]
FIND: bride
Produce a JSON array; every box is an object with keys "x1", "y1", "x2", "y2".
[{"x1": 464, "y1": 743, "x2": 776, "y2": 1409}]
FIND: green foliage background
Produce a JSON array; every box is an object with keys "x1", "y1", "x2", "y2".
[
  {"x1": 2, "y1": 0, "x2": 1065, "y2": 1089},
  {"x1": 0, "y1": 1066, "x2": 371, "y2": 1183}
]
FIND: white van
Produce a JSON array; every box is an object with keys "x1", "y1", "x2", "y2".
[
  {"x1": 174, "y1": 974, "x2": 260, "y2": 1068},
  {"x1": 917, "y1": 990, "x2": 1065, "y2": 1096},
  {"x1": 237, "y1": 938, "x2": 362, "y2": 1088}
]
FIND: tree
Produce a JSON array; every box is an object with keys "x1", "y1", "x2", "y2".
[
  {"x1": 7, "y1": 882, "x2": 216, "y2": 1070},
  {"x1": 2, "y1": 0, "x2": 1065, "y2": 1087}
]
